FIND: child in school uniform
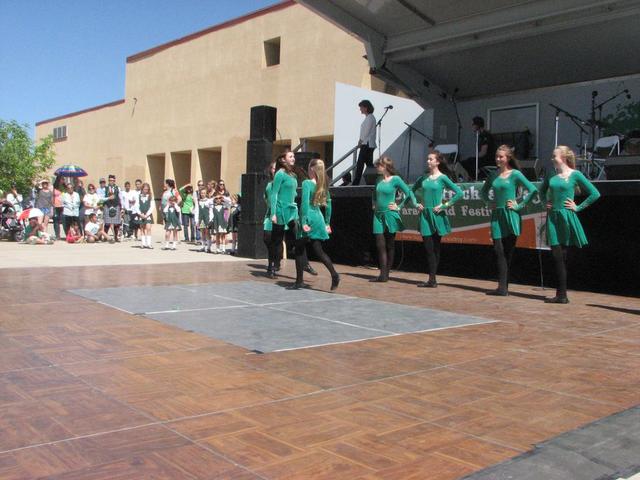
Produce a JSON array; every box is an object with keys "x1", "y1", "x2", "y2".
[
  {"x1": 226, "y1": 194, "x2": 241, "y2": 255},
  {"x1": 211, "y1": 194, "x2": 230, "y2": 253},
  {"x1": 196, "y1": 188, "x2": 213, "y2": 253},
  {"x1": 163, "y1": 195, "x2": 181, "y2": 250}
]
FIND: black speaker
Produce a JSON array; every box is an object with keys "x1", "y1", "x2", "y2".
[
  {"x1": 363, "y1": 166, "x2": 378, "y2": 185},
  {"x1": 246, "y1": 139, "x2": 273, "y2": 174},
  {"x1": 240, "y1": 173, "x2": 268, "y2": 220},
  {"x1": 250, "y1": 106, "x2": 277, "y2": 142},
  {"x1": 604, "y1": 157, "x2": 640, "y2": 180},
  {"x1": 294, "y1": 151, "x2": 320, "y2": 173}
]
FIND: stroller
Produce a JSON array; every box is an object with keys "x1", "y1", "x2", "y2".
[{"x1": 0, "y1": 202, "x2": 24, "y2": 242}]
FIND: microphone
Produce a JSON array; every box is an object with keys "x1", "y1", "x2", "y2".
[
  {"x1": 592, "y1": 90, "x2": 598, "y2": 98},
  {"x1": 625, "y1": 89, "x2": 632, "y2": 99},
  {"x1": 385, "y1": 105, "x2": 394, "y2": 109}
]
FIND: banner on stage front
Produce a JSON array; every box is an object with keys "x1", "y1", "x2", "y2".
[{"x1": 397, "y1": 182, "x2": 549, "y2": 250}]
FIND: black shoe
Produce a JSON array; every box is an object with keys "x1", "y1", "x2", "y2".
[
  {"x1": 369, "y1": 276, "x2": 388, "y2": 283},
  {"x1": 287, "y1": 282, "x2": 306, "y2": 290},
  {"x1": 330, "y1": 274, "x2": 340, "y2": 291},
  {"x1": 275, "y1": 263, "x2": 281, "y2": 272},
  {"x1": 266, "y1": 269, "x2": 276, "y2": 279},
  {"x1": 418, "y1": 280, "x2": 437, "y2": 288},
  {"x1": 544, "y1": 296, "x2": 569, "y2": 304},
  {"x1": 486, "y1": 289, "x2": 508, "y2": 296},
  {"x1": 304, "y1": 264, "x2": 318, "y2": 276}
]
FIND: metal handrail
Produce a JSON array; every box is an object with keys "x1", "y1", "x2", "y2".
[
  {"x1": 292, "y1": 139, "x2": 307, "y2": 153},
  {"x1": 327, "y1": 145, "x2": 359, "y2": 186}
]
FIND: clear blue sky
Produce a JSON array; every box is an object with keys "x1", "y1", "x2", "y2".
[{"x1": 0, "y1": 0, "x2": 278, "y2": 136}]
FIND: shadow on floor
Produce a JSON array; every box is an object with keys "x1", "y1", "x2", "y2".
[{"x1": 586, "y1": 304, "x2": 640, "y2": 316}]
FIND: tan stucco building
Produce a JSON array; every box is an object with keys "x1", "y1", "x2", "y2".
[{"x1": 35, "y1": 1, "x2": 386, "y2": 216}]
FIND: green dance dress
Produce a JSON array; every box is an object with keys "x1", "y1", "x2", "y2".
[
  {"x1": 372, "y1": 176, "x2": 417, "y2": 234},
  {"x1": 538, "y1": 170, "x2": 600, "y2": 247},
  {"x1": 481, "y1": 170, "x2": 537, "y2": 239},
  {"x1": 299, "y1": 179, "x2": 331, "y2": 241},
  {"x1": 270, "y1": 169, "x2": 298, "y2": 226},
  {"x1": 412, "y1": 174, "x2": 463, "y2": 236}
]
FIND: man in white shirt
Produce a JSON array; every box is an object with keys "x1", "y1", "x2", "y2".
[
  {"x1": 120, "y1": 181, "x2": 138, "y2": 239},
  {"x1": 354, "y1": 99, "x2": 377, "y2": 185}
]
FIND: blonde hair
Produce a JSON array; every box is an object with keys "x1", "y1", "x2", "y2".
[
  {"x1": 496, "y1": 144, "x2": 521, "y2": 170},
  {"x1": 554, "y1": 145, "x2": 576, "y2": 169},
  {"x1": 309, "y1": 159, "x2": 328, "y2": 206},
  {"x1": 374, "y1": 156, "x2": 398, "y2": 176}
]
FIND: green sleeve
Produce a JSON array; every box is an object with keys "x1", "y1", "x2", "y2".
[
  {"x1": 300, "y1": 180, "x2": 312, "y2": 225},
  {"x1": 179, "y1": 187, "x2": 186, "y2": 196},
  {"x1": 573, "y1": 171, "x2": 601, "y2": 212},
  {"x1": 396, "y1": 176, "x2": 417, "y2": 208},
  {"x1": 480, "y1": 174, "x2": 494, "y2": 203},
  {"x1": 411, "y1": 176, "x2": 423, "y2": 195},
  {"x1": 513, "y1": 171, "x2": 538, "y2": 211},
  {"x1": 441, "y1": 176, "x2": 463, "y2": 207},
  {"x1": 270, "y1": 171, "x2": 283, "y2": 218},
  {"x1": 324, "y1": 191, "x2": 332, "y2": 224},
  {"x1": 538, "y1": 174, "x2": 550, "y2": 203}
]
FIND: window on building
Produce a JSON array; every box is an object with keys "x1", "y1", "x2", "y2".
[
  {"x1": 53, "y1": 125, "x2": 67, "y2": 141},
  {"x1": 264, "y1": 37, "x2": 281, "y2": 67}
]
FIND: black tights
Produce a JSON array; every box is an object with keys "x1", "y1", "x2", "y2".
[
  {"x1": 374, "y1": 232, "x2": 396, "y2": 280},
  {"x1": 264, "y1": 230, "x2": 283, "y2": 269},
  {"x1": 295, "y1": 239, "x2": 337, "y2": 283},
  {"x1": 493, "y1": 235, "x2": 517, "y2": 292},
  {"x1": 422, "y1": 235, "x2": 442, "y2": 282},
  {"x1": 551, "y1": 245, "x2": 569, "y2": 298},
  {"x1": 269, "y1": 221, "x2": 297, "y2": 271}
]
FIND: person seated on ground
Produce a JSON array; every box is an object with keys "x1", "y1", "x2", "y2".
[
  {"x1": 84, "y1": 213, "x2": 108, "y2": 243},
  {"x1": 24, "y1": 217, "x2": 53, "y2": 245},
  {"x1": 66, "y1": 221, "x2": 83, "y2": 243}
]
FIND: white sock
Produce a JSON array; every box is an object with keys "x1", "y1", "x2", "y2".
[
  {"x1": 147, "y1": 236, "x2": 152, "y2": 247},
  {"x1": 141, "y1": 236, "x2": 147, "y2": 247}
]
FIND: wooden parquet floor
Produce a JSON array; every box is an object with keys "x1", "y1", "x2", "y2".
[{"x1": 1, "y1": 261, "x2": 639, "y2": 479}]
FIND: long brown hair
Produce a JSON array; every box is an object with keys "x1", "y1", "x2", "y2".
[
  {"x1": 375, "y1": 156, "x2": 399, "y2": 176},
  {"x1": 275, "y1": 152, "x2": 295, "y2": 175},
  {"x1": 496, "y1": 144, "x2": 521, "y2": 170},
  {"x1": 309, "y1": 159, "x2": 328, "y2": 206},
  {"x1": 430, "y1": 150, "x2": 455, "y2": 182},
  {"x1": 554, "y1": 145, "x2": 576, "y2": 169}
]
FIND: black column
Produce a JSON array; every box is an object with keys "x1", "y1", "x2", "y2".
[{"x1": 237, "y1": 106, "x2": 276, "y2": 258}]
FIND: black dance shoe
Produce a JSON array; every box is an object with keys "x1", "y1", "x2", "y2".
[
  {"x1": 275, "y1": 263, "x2": 281, "y2": 272},
  {"x1": 369, "y1": 276, "x2": 388, "y2": 283},
  {"x1": 304, "y1": 264, "x2": 318, "y2": 276},
  {"x1": 287, "y1": 282, "x2": 307, "y2": 290},
  {"x1": 486, "y1": 289, "x2": 508, "y2": 296},
  {"x1": 544, "y1": 296, "x2": 569, "y2": 304},
  {"x1": 266, "y1": 269, "x2": 276, "y2": 279},
  {"x1": 330, "y1": 274, "x2": 340, "y2": 291}
]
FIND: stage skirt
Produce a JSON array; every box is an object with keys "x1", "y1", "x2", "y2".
[
  {"x1": 373, "y1": 209, "x2": 405, "y2": 234},
  {"x1": 299, "y1": 207, "x2": 329, "y2": 241},
  {"x1": 275, "y1": 202, "x2": 298, "y2": 226},
  {"x1": 545, "y1": 209, "x2": 588, "y2": 248},
  {"x1": 490, "y1": 207, "x2": 521, "y2": 239},
  {"x1": 420, "y1": 208, "x2": 451, "y2": 237}
]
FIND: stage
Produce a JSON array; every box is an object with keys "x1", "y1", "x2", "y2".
[{"x1": 325, "y1": 180, "x2": 640, "y2": 297}]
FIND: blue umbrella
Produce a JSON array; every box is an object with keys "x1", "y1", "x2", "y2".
[{"x1": 54, "y1": 164, "x2": 88, "y2": 177}]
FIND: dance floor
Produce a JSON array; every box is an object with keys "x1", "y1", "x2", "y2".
[
  {"x1": 1, "y1": 260, "x2": 640, "y2": 479},
  {"x1": 71, "y1": 282, "x2": 494, "y2": 352}
]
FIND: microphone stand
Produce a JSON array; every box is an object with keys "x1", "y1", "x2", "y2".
[
  {"x1": 404, "y1": 122, "x2": 433, "y2": 179},
  {"x1": 595, "y1": 90, "x2": 631, "y2": 134},
  {"x1": 376, "y1": 106, "x2": 392, "y2": 160},
  {"x1": 475, "y1": 131, "x2": 479, "y2": 181}
]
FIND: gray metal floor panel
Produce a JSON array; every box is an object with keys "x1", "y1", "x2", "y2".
[{"x1": 71, "y1": 281, "x2": 494, "y2": 352}]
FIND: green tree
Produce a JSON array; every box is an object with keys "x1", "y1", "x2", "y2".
[
  {"x1": 0, "y1": 120, "x2": 56, "y2": 195},
  {"x1": 601, "y1": 101, "x2": 640, "y2": 136}
]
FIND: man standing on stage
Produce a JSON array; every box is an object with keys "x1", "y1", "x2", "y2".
[
  {"x1": 353, "y1": 100, "x2": 377, "y2": 186},
  {"x1": 462, "y1": 116, "x2": 496, "y2": 181}
]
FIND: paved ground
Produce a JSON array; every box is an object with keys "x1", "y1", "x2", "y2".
[{"x1": 1, "y1": 244, "x2": 640, "y2": 479}]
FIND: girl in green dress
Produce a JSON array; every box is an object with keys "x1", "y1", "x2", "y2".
[
  {"x1": 163, "y1": 195, "x2": 181, "y2": 250},
  {"x1": 371, "y1": 156, "x2": 417, "y2": 282},
  {"x1": 268, "y1": 151, "x2": 300, "y2": 279},
  {"x1": 137, "y1": 183, "x2": 154, "y2": 249},
  {"x1": 480, "y1": 145, "x2": 538, "y2": 296},
  {"x1": 292, "y1": 159, "x2": 340, "y2": 290},
  {"x1": 538, "y1": 146, "x2": 600, "y2": 304},
  {"x1": 263, "y1": 160, "x2": 284, "y2": 276},
  {"x1": 412, "y1": 151, "x2": 464, "y2": 287}
]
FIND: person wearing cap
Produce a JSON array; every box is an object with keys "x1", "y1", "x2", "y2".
[
  {"x1": 34, "y1": 180, "x2": 53, "y2": 230},
  {"x1": 102, "y1": 174, "x2": 122, "y2": 241}
]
